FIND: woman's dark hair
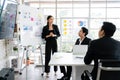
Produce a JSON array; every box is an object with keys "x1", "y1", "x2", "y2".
[
  {"x1": 47, "y1": 15, "x2": 53, "y2": 25},
  {"x1": 81, "y1": 27, "x2": 88, "y2": 36},
  {"x1": 101, "y1": 22, "x2": 116, "y2": 37},
  {"x1": 47, "y1": 15, "x2": 53, "y2": 20}
]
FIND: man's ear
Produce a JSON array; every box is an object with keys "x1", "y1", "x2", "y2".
[
  {"x1": 101, "y1": 30, "x2": 105, "y2": 36},
  {"x1": 83, "y1": 33, "x2": 86, "y2": 36}
]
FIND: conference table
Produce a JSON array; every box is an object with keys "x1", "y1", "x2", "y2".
[{"x1": 49, "y1": 52, "x2": 93, "y2": 80}]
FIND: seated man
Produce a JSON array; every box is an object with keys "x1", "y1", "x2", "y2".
[
  {"x1": 58, "y1": 27, "x2": 91, "y2": 80},
  {"x1": 82, "y1": 22, "x2": 120, "y2": 80}
]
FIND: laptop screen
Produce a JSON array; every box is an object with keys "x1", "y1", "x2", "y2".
[{"x1": 72, "y1": 45, "x2": 88, "y2": 57}]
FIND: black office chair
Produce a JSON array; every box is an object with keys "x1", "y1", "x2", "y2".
[{"x1": 83, "y1": 59, "x2": 120, "y2": 80}]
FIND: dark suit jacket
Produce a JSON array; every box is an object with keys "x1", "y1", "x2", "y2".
[
  {"x1": 75, "y1": 37, "x2": 91, "y2": 45},
  {"x1": 60, "y1": 37, "x2": 91, "y2": 78},
  {"x1": 41, "y1": 24, "x2": 60, "y2": 41},
  {"x1": 84, "y1": 36, "x2": 120, "y2": 80}
]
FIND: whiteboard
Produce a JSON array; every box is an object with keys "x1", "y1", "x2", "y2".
[{"x1": 17, "y1": 5, "x2": 45, "y2": 46}]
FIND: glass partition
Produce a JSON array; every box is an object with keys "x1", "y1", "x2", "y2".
[{"x1": 16, "y1": 0, "x2": 120, "y2": 51}]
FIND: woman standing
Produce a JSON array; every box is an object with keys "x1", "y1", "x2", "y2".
[{"x1": 41, "y1": 15, "x2": 60, "y2": 77}]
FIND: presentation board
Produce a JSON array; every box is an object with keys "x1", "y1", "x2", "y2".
[{"x1": 17, "y1": 5, "x2": 45, "y2": 46}]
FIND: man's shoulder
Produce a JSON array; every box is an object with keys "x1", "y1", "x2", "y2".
[
  {"x1": 90, "y1": 38, "x2": 100, "y2": 44},
  {"x1": 86, "y1": 37, "x2": 91, "y2": 41},
  {"x1": 91, "y1": 37, "x2": 120, "y2": 44}
]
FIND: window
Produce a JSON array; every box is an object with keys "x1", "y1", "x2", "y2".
[{"x1": 21, "y1": 0, "x2": 120, "y2": 52}]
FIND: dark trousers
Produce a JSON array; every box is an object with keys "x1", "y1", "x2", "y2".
[
  {"x1": 60, "y1": 66, "x2": 72, "y2": 79},
  {"x1": 45, "y1": 40, "x2": 58, "y2": 73}
]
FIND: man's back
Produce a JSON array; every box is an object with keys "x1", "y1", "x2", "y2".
[
  {"x1": 91, "y1": 37, "x2": 120, "y2": 59},
  {"x1": 83, "y1": 21, "x2": 120, "y2": 80},
  {"x1": 84, "y1": 36, "x2": 120, "y2": 80}
]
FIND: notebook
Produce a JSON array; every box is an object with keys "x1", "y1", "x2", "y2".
[{"x1": 72, "y1": 45, "x2": 88, "y2": 58}]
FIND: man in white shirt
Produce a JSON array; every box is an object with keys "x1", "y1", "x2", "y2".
[{"x1": 58, "y1": 27, "x2": 91, "y2": 80}]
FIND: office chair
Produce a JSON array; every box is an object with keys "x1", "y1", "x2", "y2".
[{"x1": 83, "y1": 59, "x2": 120, "y2": 80}]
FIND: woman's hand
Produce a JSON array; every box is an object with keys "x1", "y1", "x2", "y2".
[
  {"x1": 46, "y1": 32, "x2": 56, "y2": 38},
  {"x1": 50, "y1": 32, "x2": 56, "y2": 37}
]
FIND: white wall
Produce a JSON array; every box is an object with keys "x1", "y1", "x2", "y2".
[{"x1": 0, "y1": 40, "x2": 7, "y2": 70}]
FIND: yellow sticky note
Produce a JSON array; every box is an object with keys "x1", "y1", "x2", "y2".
[
  {"x1": 64, "y1": 20, "x2": 67, "y2": 23},
  {"x1": 64, "y1": 24, "x2": 67, "y2": 27},
  {"x1": 64, "y1": 32, "x2": 67, "y2": 35},
  {"x1": 64, "y1": 28, "x2": 67, "y2": 31}
]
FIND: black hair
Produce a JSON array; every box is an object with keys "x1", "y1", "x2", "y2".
[
  {"x1": 47, "y1": 15, "x2": 53, "y2": 20},
  {"x1": 47, "y1": 15, "x2": 53, "y2": 25},
  {"x1": 81, "y1": 27, "x2": 88, "y2": 36},
  {"x1": 101, "y1": 22, "x2": 116, "y2": 37}
]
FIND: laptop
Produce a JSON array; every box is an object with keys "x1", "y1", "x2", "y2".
[{"x1": 72, "y1": 45, "x2": 88, "y2": 58}]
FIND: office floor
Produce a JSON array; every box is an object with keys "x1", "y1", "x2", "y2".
[
  {"x1": 14, "y1": 48, "x2": 72, "y2": 80},
  {"x1": 15, "y1": 64, "x2": 65, "y2": 80}
]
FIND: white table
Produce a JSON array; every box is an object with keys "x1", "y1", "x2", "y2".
[{"x1": 49, "y1": 52, "x2": 93, "y2": 80}]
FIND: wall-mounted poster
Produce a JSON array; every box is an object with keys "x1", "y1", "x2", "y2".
[{"x1": 61, "y1": 18, "x2": 87, "y2": 42}]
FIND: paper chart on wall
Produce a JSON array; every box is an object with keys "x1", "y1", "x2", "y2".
[{"x1": 61, "y1": 18, "x2": 88, "y2": 42}]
